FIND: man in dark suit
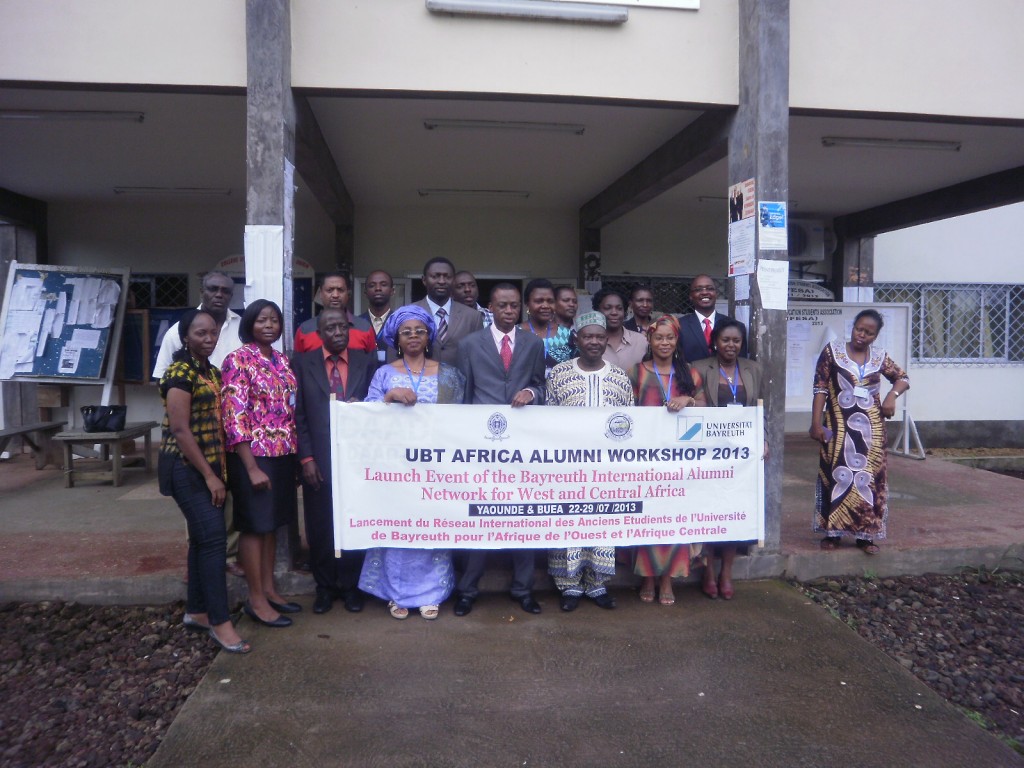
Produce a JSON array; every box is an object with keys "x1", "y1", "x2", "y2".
[
  {"x1": 413, "y1": 257, "x2": 483, "y2": 365},
  {"x1": 453, "y1": 283, "x2": 546, "y2": 616},
  {"x1": 678, "y1": 274, "x2": 747, "y2": 363},
  {"x1": 293, "y1": 308, "x2": 378, "y2": 614}
]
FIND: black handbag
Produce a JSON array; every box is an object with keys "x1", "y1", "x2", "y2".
[{"x1": 80, "y1": 405, "x2": 127, "y2": 433}]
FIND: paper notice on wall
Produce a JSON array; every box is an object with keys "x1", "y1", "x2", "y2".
[
  {"x1": 756, "y1": 260, "x2": 789, "y2": 310},
  {"x1": 58, "y1": 344, "x2": 82, "y2": 374},
  {"x1": 785, "y1": 320, "x2": 813, "y2": 399},
  {"x1": 757, "y1": 201, "x2": 788, "y2": 251},
  {"x1": 51, "y1": 292, "x2": 68, "y2": 337},
  {"x1": 734, "y1": 273, "x2": 750, "y2": 301},
  {"x1": 66, "y1": 299, "x2": 80, "y2": 326},
  {"x1": 70, "y1": 328, "x2": 102, "y2": 349},
  {"x1": 10, "y1": 277, "x2": 43, "y2": 310},
  {"x1": 92, "y1": 280, "x2": 120, "y2": 328},
  {"x1": 728, "y1": 218, "x2": 756, "y2": 277},
  {"x1": 36, "y1": 310, "x2": 55, "y2": 357}
]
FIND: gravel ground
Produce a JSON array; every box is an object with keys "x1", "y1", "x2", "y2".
[
  {"x1": 799, "y1": 570, "x2": 1024, "y2": 757},
  {"x1": 0, "y1": 601, "x2": 216, "y2": 768},
  {"x1": 1, "y1": 574, "x2": 1022, "y2": 766}
]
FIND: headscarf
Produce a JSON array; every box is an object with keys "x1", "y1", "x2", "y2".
[
  {"x1": 573, "y1": 311, "x2": 606, "y2": 333},
  {"x1": 382, "y1": 304, "x2": 437, "y2": 351},
  {"x1": 644, "y1": 313, "x2": 681, "y2": 343}
]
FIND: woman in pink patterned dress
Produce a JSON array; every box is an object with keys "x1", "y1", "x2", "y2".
[{"x1": 221, "y1": 299, "x2": 300, "y2": 629}]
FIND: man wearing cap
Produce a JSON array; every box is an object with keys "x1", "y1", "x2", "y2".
[{"x1": 545, "y1": 311, "x2": 633, "y2": 612}]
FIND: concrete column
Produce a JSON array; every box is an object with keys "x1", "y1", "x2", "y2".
[
  {"x1": 728, "y1": 0, "x2": 789, "y2": 551},
  {"x1": 0, "y1": 225, "x2": 40, "y2": 434},
  {"x1": 246, "y1": 0, "x2": 297, "y2": 346},
  {"x1": 834, "y1": 236, "x2": 875, "y2": 302},
  {"x1": 246, "y1": 0, "x2": 301, "y2": 568},
  {"x1": 579, "y1": 226, "x2": 601, "y2": 289}
]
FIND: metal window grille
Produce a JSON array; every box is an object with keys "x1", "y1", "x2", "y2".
[
  {"x1": 874, "y1": 282, "x2": 1024, "y2": 366},
  {"x1": 129, "y1": 273, "x2": 189, "y2": 309},
  {"x1": 604, "y1": 275, "x2": 725, "y2": 316}
]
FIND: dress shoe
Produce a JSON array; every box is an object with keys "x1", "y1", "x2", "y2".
[
  {"x1": 343, "y1": 590, "x2": 365, "y2": 613},
  {"x1": 243, "y1": 602, "x2": 293, "y2": 628},
  {"x1": 268, "y1": 599, "x2": 303, "y2": 614},
  {"x1": 453, "y1": 595, "x2": 474, "y2": 617},
  {"x1": 513, "y1": 594, "x2": 541, "y2": 614},
  {"x1": 313, "y1": 589, "x2": 334, "y2": 614},
  {"x1": 225, "y1": 561, "x2": 246, "y2": 578},
  {"x1": 591, "y1": 593, "x2": 617, "y2": 610},
  {"x1": 560, "y1": 595, "x2": 580, "y2": 612}
]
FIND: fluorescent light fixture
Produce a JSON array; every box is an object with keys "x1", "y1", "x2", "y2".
[
  {"x1": 113, "y1": 187, "x2": 232, "y2": 197},
  {"x1": 417, "y1": 188, "x2": 531, "y2": 199},
  {"x1": 821, "y1": 136, "x2": 961, "y2": 152},
  {"x1": 424, "y1": 118, "x2": 585, "y2": 135},
  {"x1": 0, "y1": 109, "x2": 145, "y2": 123},
  {"x1": 426, "y1": 0, "x2": 628, "y2": 24}
]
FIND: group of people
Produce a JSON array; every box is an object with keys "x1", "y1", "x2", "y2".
[{"x1": 156, "y1": 259, "x2": 908, "y2": 653}]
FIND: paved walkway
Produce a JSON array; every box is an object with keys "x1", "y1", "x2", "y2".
[
  {"x1": 3, "y1": 437, "x2": 1023, "y2": 766},
  {"x1": 2, "y1": 437, "x2": 1022, "y2": 603}
]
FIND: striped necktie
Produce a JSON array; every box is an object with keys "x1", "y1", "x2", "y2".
[{"x1": 436, "y1": 307, "x2": 449, "y2": 345}]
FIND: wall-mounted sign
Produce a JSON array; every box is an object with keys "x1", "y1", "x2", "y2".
[{"x1": 558, "y1": 0, "x2": 698, "y2": 8}]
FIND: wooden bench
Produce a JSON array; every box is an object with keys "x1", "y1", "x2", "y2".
[
  {"x1": 52, "y1": 421, "x2": 159, "y2": 488},
  {"x1": 0, "y1": 421, "x2": 67, "y2": 469}
]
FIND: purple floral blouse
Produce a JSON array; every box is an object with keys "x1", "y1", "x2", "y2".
[{"x1": 221, "y1": 343, "x2": 297, "y2": 457}]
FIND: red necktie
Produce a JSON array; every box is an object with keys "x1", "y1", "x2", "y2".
[
  {"x1": 500, "y1": 335, "x2": 512, "y2": 372},
  {"x1": 329, "y1": 355, "x2": 345, "y2": 398},
  {"x1": 703, "y1": 318, "x2": 713, "y2": 352}
]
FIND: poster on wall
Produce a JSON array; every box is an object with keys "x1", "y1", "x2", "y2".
[
  {"x1": 727, "y1": 178, "x2": 756, "y2": 276},
  {"x1": 758, "y1": 201, "x2": 788, "y2": 251}
]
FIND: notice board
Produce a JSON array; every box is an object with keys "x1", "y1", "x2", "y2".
[
  {"x1": 0, "y1": 262, "x2": 130, "y2": 383},
  {"x1": 785, "y1": 302, "x2": 912, "y2": 413}
]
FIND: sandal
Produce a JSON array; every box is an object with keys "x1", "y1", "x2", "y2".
[
  {"x1": 856, "y1": 539, "x2": 880, "y2": 556},
  {"x1": 639, "y1": 581, "x2": 656, "y2": 603},
  {"x1": 701, "y1": 573, "x2": 719, "y2": 599},
  {"x1": 419, "y1": 605, "x2": 439, "y2": 620},
  {"x1": 820, "y1": 536, "x2": 840, "y2": 551},
  {"x1": 658, "y1": 589, "x2": 676, "y2": 606},
  {"x1": 388, "y1": 601, "x2": 409, "y2": 620}
]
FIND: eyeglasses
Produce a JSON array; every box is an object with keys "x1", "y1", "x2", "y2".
[{"x1": 397, "y1": 328, "x2": 429, "y2": 338}]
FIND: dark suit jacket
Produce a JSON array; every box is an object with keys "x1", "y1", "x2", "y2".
[
  {"x1": 414, "y1": 299, "x2": 484, "y2": 366},
  {"x1": 691, "y1": 355, "x2": 764, "y2": 407},
  {"x1": 293, "y1": 347, "x2": 377, "y2": 485},
  {"x1": 678, "y1": 311, "x2": 748, "y2": 365},
  {"x1": 456, "y1": 327, "x2": 545, "y2": 406},
  {"x1": 357, "y1": 310, "x2": 397, "y2": 363}
]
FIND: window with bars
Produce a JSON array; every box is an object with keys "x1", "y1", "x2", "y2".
[
  {"x1": 874, "y1": 282, "x2": 1024, "y2": 365},
  {"x1": 129, "y1": 273, "x2": 189, "y2": 309},
  {"x1": 604, "y1": 275, "x2": 724, "y2": 315}
]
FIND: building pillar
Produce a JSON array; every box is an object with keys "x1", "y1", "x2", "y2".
[
  {"x1": 246, "y1": 0, "x2": 300, "y2": 567},
  {"x1": 834, "y1": 235, "x2": 875, "y2": 302},
  {"x1": 728, "y1": 0, "x2": 789, "y2": 551},
  {"x1": 246, "y1": 0, "x2": 297, "y2": 347},
  {"x1": 0, "y1": 217, "x2": 42, "y2": 436}
]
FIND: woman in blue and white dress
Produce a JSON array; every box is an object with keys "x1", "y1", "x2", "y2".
[{"x1": 358, "y1": 305, "x2": 465, "y2": 620}]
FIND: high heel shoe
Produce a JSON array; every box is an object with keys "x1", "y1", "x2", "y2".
[
  {"x1": 183, "y1": 614, "x2": 211, "y2": 632},
  {"x1": 243, "y1": 601, "x2": 293, "y2": 628}
]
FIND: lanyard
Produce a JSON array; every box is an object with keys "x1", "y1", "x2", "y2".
[
  {"x1": 720, "y1": 366, "x2": 739, "y2": 403},
  {"x1": 652, "y1": 364, "x2": 674, "y2": 405},
  {"x1": 402, "y1": 359, "x2": 425, "y2": 394}
]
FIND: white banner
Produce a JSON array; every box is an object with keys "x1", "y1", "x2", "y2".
[{"x1": 331, "y1": 403, "x2": 764, "y2": 550}]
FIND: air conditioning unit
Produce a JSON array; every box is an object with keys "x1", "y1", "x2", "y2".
[{"x1": 787, "y1": 219, "x2": 834, "y2": 263}]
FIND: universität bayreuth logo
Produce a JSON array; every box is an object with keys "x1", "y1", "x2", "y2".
[
  {"x1": 676, "y1": 416, "x2": 704, "y2": 442},
  {"x1": 605, "y1": 412, "x2": 633, "y2": 441},
  {"x1": 486, "y1": 412, "x2": 509, "y2": 441}
]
